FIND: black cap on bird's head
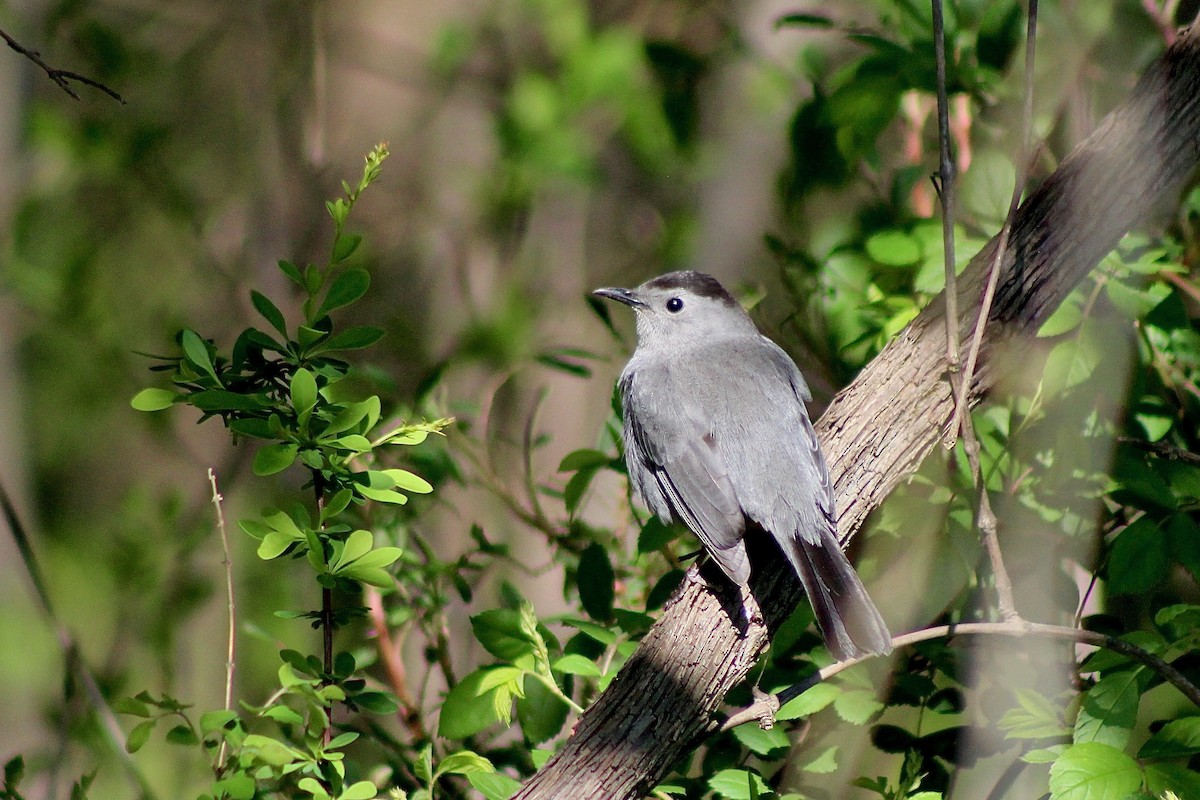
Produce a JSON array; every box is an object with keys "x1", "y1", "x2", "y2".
[
  {"x1": 593, "y1": 270, "x2": 737, "y2": 308},
  {"x1": 593, "y1": 271, "x2": 753, "y2": 345}
]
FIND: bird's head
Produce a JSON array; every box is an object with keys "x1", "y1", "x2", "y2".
[{"x1": 592, "y1": 271, "x2": 756, "y2": 349}]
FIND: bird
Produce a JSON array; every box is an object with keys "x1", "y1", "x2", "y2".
[{"x1": 593, "y1": 270, "x2": 892, "y2": 661}]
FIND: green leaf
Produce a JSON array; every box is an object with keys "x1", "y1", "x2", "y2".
[
  {"x1": 333, "y1": 435, "x2": 373, "y2": 453},
  {"x1": 551, "y1": 654, "x2": 602, "y2": 677},
  {"x1": 707, "y1": 768, "x2": 769, "y2": 800},
  {"x1": 333, "y1": 233, "x2": 363, "y2": 263},
  {"x1": 125, "y1": 719, "x2": 155, "y2": 753},
  {"x1": 334, "y1": 529, "x2": 374, "y2": 570},
  {"x1": 731, "y1": 722, "x2": 790, "y2": 756},
  {"x1": 558, "y1": 449, "x2": 615, "y2": 472},
  {"x1": 113, "y1": 696, "x2": 153, "y2": 717},
  {"x1": 315, "y1": 326, "x2": 386, "y2": 353},
  {"x1": 382, "y1": 469, "x2": 433, "y2": 494},
  {"x1": 263, "y1": 705, "x2": 303, "y2": 725},
  {"x1": 1145, "y1": 763, "x2": 1200, "y2": 799},
  {"x1": 1139, "y1": 718, "x2": 1200, "y2": 759},
  {"x1": 338, "y1": 781, "x2": 378, "y2": 800},
  {"x1": 998, "y1": 688, "x2": 1070, "y2": 740},
  {"x1": 471, "y1": 609, "x2": 539, "y2": 662},
  {"x1": 198, "y1": 710, "x2": 238, "y2": 734},
  {"x1": 563, "y1": 468, "x2": 598, "y2": 516},
  {"x1": 438, "y1": 667, "x2": 516, "y2": 739},
  {"x1": 278, "y1": 259, "x2": 305, "y2": 287},
  {"x1": 1048, "y1": 742, "x2": 1142, "y2": 800},
  {"x1": 802, "y1": 745, "x2": 840, "y2": 773},
  {"x1": 356, "y1": 486, "x2": 409, "y2": 505},
  {"x1": 214, "y1": 773, "x2": 255, "y2": 800},
  {"x1": 318, "y1": 269, "x2": 370, "y2": 317},
  {"x1": 637, "y1": 517, "x2": 679, "y2": 553},
  {"x1": 468, "y1": 772, "x2": 523, "y2": 800},
  {"x1": 1042, "y1": 324, "x2": 1103, "y2": 395},
  {"x1": 832, "y1": 688, "x2": 883, "y2": 725},
  {"x1": 165, "y1": 724, "x2": 198, "y2": 745},
  {"x1": 189, "y1": 389, "x2": 268, "y2": 412},
  {"x1": 1074, "y1": 672, "x2": 1139, "y2": 749},
  {"x1": 578, "y1": 543, "x2": 615, "y2": 621},
  {"x1": 297, "y1": 777, "x2": 330, "y2": 800},
  {"x1": 181, "y1": 329, "x2": 219, "y2": 382},
  {"x1": 251, "y1": 291, "x2": 288, "y2": 336},
  {"x1": 253, "y1": 443, "x2": 299, "y2": 476},
  {"x1": 777, "y1": 682, "x2": 840, "y2": 720},
  {"x1": 559, "y1": 616, "x2": 617, "y2": 645},
  {"x1": 291, "y1": 368, "x2": 318, "y2": 415},
  {"x1": 242, "y1": 734, "x2": 304, "y2": 767},
  {"x1": 516, "y1": 674, "x2": 570, "y2": 744},
  {"x1": 865, "y1": 230, "x2": 921, "y2": 267},
  {"x1": 1108, "y1": 517, "x2": 1170, "y2": 595},
  {"x1": 437, "y1": 751, "x2": 495, "y2": 778},
  {"x1": 131, "y1": 388, "x2": 177, "y2": 411},
  {"x1": 353, "y1": 691, "x2": 399, "y2": 714},
  {"x1": 1038, "y1": 294, "x2": 1084, "y2": 337}
]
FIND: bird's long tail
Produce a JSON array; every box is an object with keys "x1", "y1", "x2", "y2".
[{"x1": 787, "y1": 528, "x2": 893, "y2": 662}]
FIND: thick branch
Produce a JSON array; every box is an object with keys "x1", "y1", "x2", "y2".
[{"x1": 515, "y1": 25, "x2": 1200, "y2": 800}]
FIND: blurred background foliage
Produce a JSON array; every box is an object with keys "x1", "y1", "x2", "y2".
[{"x1": 1, "y1": 0, "x2": 1199, "y2": 798}]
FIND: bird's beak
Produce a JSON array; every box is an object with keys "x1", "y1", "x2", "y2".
[{"x1": 592, "y1": 287, "x2": 647, "y2": 309}]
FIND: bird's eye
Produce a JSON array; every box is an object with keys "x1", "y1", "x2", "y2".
[{"x1": 666, "y1": 297, "x2": 684, "y2": 313}]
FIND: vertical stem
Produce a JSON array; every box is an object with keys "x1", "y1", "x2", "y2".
[
  {"x1": 314, "y1": 470, "x2": 334, "y2": 746},
  {"x1": 931, "y1": 0, "x2": 961, "y2": 421},
  {"x1": 208, "y1": 469, "x2": 237, "y2": 771}
]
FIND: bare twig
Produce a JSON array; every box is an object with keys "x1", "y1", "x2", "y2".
[
  {"x1": 931, "y1": 0, "x2": 961, "y2": 390},
  {"x1": 208, "y1": 469, "x2": 237, "y2": 771},
  {"x1": 946, "y1": 0, "x2": 1041, "y2": 622},
  {"x1": 0, "y1": 26, "x2": 125, "y2": 102},
  {"x1": 1118, "y1": 436, "x2": 1200, "y2": 467},
  {"x1": 722, "y1": 618, "x2": 1200, "y2": 730}
]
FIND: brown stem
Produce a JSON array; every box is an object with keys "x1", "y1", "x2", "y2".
[
  {"x1": 931, "y1": 0, "x2": 961, "y2": 386},
  {"x1": 722, "y1": 619, "x2": 1200, "y2": 729},
  {"x1": 0, "y1": 26, "x2": 125, "y2": 102},
  {"x1": 366, "y1": 587, "x2": 427, "y2": 740}
]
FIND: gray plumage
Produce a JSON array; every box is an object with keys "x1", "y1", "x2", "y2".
[{"x1": 594, "y1": 270, "x2": 892, "y2": 661}]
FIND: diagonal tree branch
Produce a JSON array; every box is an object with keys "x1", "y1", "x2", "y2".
[
  {"x1": 1, "y1": 26, "x2": 126, "y2": 103},
  {"x1": 514, "y1": 24, "x2": 1200, "y2": 800}
]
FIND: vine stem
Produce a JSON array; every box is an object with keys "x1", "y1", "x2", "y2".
[
  {"x1": 721, "y1": 619, "x2": 1200, "y2": 730},
  {"x1": 208, "y1": 469, "x2": 237, "y2": 771}
]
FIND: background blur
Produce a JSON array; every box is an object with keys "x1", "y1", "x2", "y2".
[{"x1": 1, "y1": 1, "x2": 1197, "y2": 798}]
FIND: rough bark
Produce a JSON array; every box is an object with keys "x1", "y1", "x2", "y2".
[{"x1": 514, "y1": 26, "x2": 1200, "y2": 800}]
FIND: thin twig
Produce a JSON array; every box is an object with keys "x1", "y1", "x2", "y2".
[
  {"x1": 931, "y1": 0, "x2": 961, "y2": 395},
  {"x1": 208, "y1": 469, "x2": 237, "y2": 771},
  {"x1": 1118, "y1": 437, "x2": 1200, "y2": 467},
  {"x1": 1158, "y1": 269, "x2": 1200, "y2": 306},
  {"x1": 947, "y1": 0, "x2": 1041, "y2": 622},
  {"x1": 721, "y1": 619, "x2": 1200, "y2": 730},
  {"x1": 0, "y1": 26, "x2": 125, "y2": 102}
]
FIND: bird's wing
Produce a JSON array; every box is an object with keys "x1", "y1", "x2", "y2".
[
  {"x1": 720, "y1": 339, "x2": 891, "y2": 659},
  {"x1": 621, "y1": 369, "x2": 750, "y2": 585},
  {"x1": 719, "y1": 338, "x2": 832, "y2": 547}
]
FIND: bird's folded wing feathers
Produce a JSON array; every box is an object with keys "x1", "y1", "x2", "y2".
[{"x1": 622, "y1": 373, "x2": 749, "y2": 585}]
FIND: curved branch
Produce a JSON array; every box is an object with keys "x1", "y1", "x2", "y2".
[{"x1": 722, "y1": 620, "x2": 1200, "y2": 730}]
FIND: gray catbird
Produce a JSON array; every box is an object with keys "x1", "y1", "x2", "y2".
[{"x1": 594, "y1": 270, "x2": 892, "y2": 661}]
